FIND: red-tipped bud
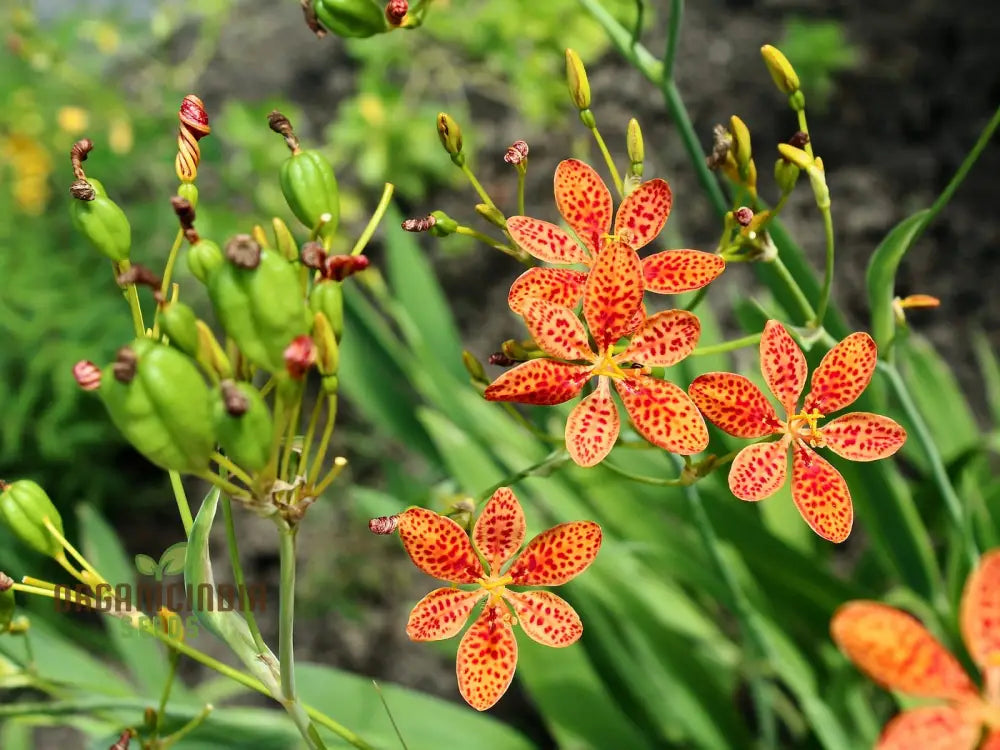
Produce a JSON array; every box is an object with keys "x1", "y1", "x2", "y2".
[
  {"x1": 323, "y1": 254, "x2": 369, "y2": 281},
  {"x1": 369, "y1": 515, "x2": 399, "y2": 535},
  {"x1": 503, "y1": 140, "x2": 529, "y2": 166},
  {"x1": 284, "y1": 335, "x2": 316, "y2": 379},
  {"x1": 73, "y1": 360, "x2": 102, "y2": 391},
  {"x1": 734, "y1": 207, "x2": 754, "y2": 227},
  {"x1": 385, "y1": 0, "x2": 408, "y2": 25}
]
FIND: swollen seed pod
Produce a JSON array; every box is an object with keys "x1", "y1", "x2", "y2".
[
  {"x1": 279, "y1": 149, "x2": 340, "y2": 241},
  {"x1": 309, "y1": 280, "x2": 344, "y2": 342},
  {"x1": 159, "y1": 301, "x2": 199, "y2": 357},
  {"x1": 214, "y1": 381, "x2": 274, "y2": 473},
  {"x1": 0, "y1": 480, "x2": 65, "y2": 559},
  {"x1": 99, "y1": 339, "x2": 216, "y2": 474},
  {"x1": 187, "y1": 239, "x2": 223, "y2": 283},
  {"x1": 70, "y1": 177, "x2": 132, "y2": 262},
  {"x1": 312, "y1": 0, "x2": 388, "y2": 38}
]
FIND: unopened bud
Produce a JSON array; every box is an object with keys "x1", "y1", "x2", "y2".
[
  {"x1": 626, "y1": 118, "x2": 644, "y2": 177},
  {"x1": 760, "y1": 45, "x2": 800, "y2": 95},
  {"x1": 503, "y1": 140, "x2": 529, "y2": 166},
  {"x1": 401, "y1": 215, "x2": 436, "y2": 233},
  {"x1": 385, "y1": 0, "x2": 408, "y2": 26},
  {"x1": 272, "y1": 217, "x2": 298, "y2": 262},
  {"x1": 774, "y1": 158, "x2": 800, "y2": 194},
  {"x1": 429, "y1": 210, "x2": 458, "y2": 237},
  {"x1": 475, "y1": 203, "x2": 507, "y2": 229},
  {"x1": 436, "y1": 113, "x2": 463, "y2": 158},
  {"x1": 488, "y1": 352, "x2": 515, "y2": 366},
  {"x1": 565, "y1": 48, "x2": 591, "y2": 111},
  {"x1": 251, "y1": 224, "x2": 271, "y2": 250},
  {"x1": 323, "y1": 254, "x2": 369, "y2": 281},
  {"x1": 777, "y1": 144, "x2": 813, "y2": 171},
  {"x1": 893, "y1": 294, "x2": 941, "y2": 325},
  {"x1": 312, "y1": 312, "x2": 340, "y2": 376},
  {"x1": 462, "y1": 350, "x2": 487, "y2": 383},
  {"x1": 284, "y1": 335, "x2": 316, "y2": 380},
  {"x1": 369, "y1": 515, "x2": 399, "y2": 535},
  {"x1": 73, "y1": 360, "x2": 102, "y2": 391},
  {"x1": 734, "y1": 207, "x2": 754, "y2": 227},
  {"x1": 195, "y1": 320, "x2": 233, "y2": 380},
  {"x1": 788, "y1": 89, "x2": 806, "y2": 112},
  {"x1": 729, "y1": 115, "x2": 752, "y2": 170}
]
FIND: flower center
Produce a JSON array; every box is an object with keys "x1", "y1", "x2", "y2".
[
  {"x1": 783, "y1": 409, "x2": 825, "y2": 447},
  {"x1": 590, "y1": 347, "x2": 628, "y2": 380},
  {"x1": 477, "y1": 574, "x2": 514, "y2": 605}
]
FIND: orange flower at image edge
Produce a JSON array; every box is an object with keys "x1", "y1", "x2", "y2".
[
  {"x1": 373, "y1": 488, "x2": 602, "y2": 710},
  {"x1": 689, "y1": 320, "x2": 906, "y2": 542},
  {"x1": 832, "y1": 550, "x2": 1000, "y2": 749}
]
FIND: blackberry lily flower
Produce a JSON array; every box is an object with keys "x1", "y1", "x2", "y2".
[{"x1": 505, "y1": 158, "x2": 725, "y2": 314}]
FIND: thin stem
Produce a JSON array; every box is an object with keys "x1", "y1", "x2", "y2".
[
  {"x1": 501, "y1": 402, "x2": 563, "y2": 443},
  {"x1": 691, "y1": 332, "x2": 762, "y2": 357},
  {"x1": 516, "y1": 166, "x2": 526, "y2": 216},
  {"x1": 768, "y1": 255, "x2": 816, "y2": 323},
  {"x1": 155, "y1": 650, "x2": 181, "y2": 737},
  {"x1": 350, "y1": 183, "x2": 395, "y2": 256},
  {"x1": 601, "y1": 461, "x2": 684, "y2": 486},
  {"x1": 662, "y1": 0, "x2": 683, "y2": 81},
  {"x1": 168, "y1": 471, "x2": 193, "y2": 537},
  {"x1": 222, "y1": 495, "x2": 268, "y2": 653},
  {"x1": 42, "y1": 519, "x2": 107, "y2": 586},
  {"x1": 211, "y1": 453, "x2": 254, "y2": 489},
  {"x1": 197, "y1": 471, "x2": 250, "y2": 501},
  {"x1": 160, "y1": 703, "x2": 213, "y2": 749},
  {"x1": 277, "y1": 522, "x2": 299, "y2": 703},
  {"x1": 589, "y1": 125, "x2": 624, "y2": 198},
  {"x1": 373, "y1": 680, "x2": 410, "y2": 750},
  {"x1": 476, "y1": 450, "x2": 571, "y2": 505},
  {"x1": 459, "y1": 162, "x2": 498, "y2": 210},
  {"x1": 280, "y1": 396, "x2": 303, "y2": 482},
  {"x1": 20, "y1": 629, "x2": 35, "y2": 669},
  {"x1": 313, "y1": 457, "x2": 348, "y2": 497},
  {"x1": 300, "y1": 394, "x2": 325, "y2": 480},
  {"x1": 683, "y1": 286, "x2": 708, "y2": 313},
  {"x1": 114, "y1": 261, "x2": 146, "y2": 337},
  {"x1": 154, "y1": 229, "x2": 186, "y2": 337},
  {"x1": 455, "y1": 225, "x2": 528, "y2": 263},
  {"x1": 796, "y1": 109, "x2": 813, "y2": 158},
  {"x1": 879, "y1": 361, "x2": 979, "y2": 567},
  {"x1": 309, "y1": 393, "x2": 338, "y2": 486},
  {"x1": 811, "y1": 206, "x2": 835, "y2": 327}
]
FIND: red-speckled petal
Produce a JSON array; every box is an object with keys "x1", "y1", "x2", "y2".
[
  {"x1": 554, "y1": 159, "x2": 612, "y2": 256},
  {"x1": 642, "y1": 250, "x2": 726, "y2": 294},
  {"x1": 728, "y1": 437, "x2": 790, "y2": 501},
  {"x1": 621, "y1": 309, "x2": 701, "y2": 367},
  {"x1": 613, "y1": 178, "x2": 671, "y2": 250},
  {"x1": 456, "y1": 604, "x2": 518, "y2": 711},
  {"x1": 821, "y1": 412, "x2": 907, "y2": 461},
  {"x1": 615, "y1": 374, "x2": 710, "y2": 454},
  {"x1": 506, "y1": 216, "x2": 589, "y2": 265},
  {"x1": 804, "y1": 331, "x2": 878, "y2": 414},
  {"x1": 583, "y1": 240, "x2": 644, "y2": 351},
  {"x1": 831, "y1": 601, "x2": 978, "y2": 700},
  {"x1": 505, "y1": 590, "x2": 583, "y2": 647},
  {"x1": 759, "y1": 320, "x2": 808, "y2": 415},
  {"x1": 474, "y1": 488, "x2": 526, "y2": 574},
  {"x1": 791, "y1": 443, "x2": 853, "y2": 543},
  {"x1": 876, "y1": 707, "x2": 980, "y2": 750},
  {"x1": 397, "y1": 508, "x2": 484, "y2": 583},
  {"x1": 508, "y1": 267, "x2": 587, "y2": 314},
  {"x1": 407, "y1": 587, "x2": 485, "y2": 641},
  {"x1": 960, "y1": 549, "x2": 1000, "y2": 670},
  {"x1": 508, "y1": 521, "x2": 602, "y2": 585},
  {"x1": 688, "y1": 372, "x2": 781, "y2": 438},
  {"x1": 521, "y1": 298, "x2": 593, "y2": 361},
  {"x1": 484, "y1": 360, "x2": 592, "y2": 405},
  {"x1": 565, "y1": 378, "x2": 620, "y2": 467}
]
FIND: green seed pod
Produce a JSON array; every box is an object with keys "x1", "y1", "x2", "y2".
[
  {"x1": 160, "y1": 301, "x2": 199, "y2": 357},
  {"x1": 429, "y1": 210, "x2": 458, "y2": 237},
  {"x1": 214, "y1": 381, "x2": 274, "y2": 472},
  {"x1": 69, "y1": 177, "x2": 132, "y2": 262},
  {"x1": 177, "y1": 182, "x2": 199, "y2": 209},
  {"x1": 99, "y1": 338, "x2": 216, "y2": 474},
  {"x1": 309, "y1": 280, "x2": 344, "y2": 342},
  {"x1": 208, "y1": 247, "x2": 309, "y2": 372},
  {"x1": 774, "y1": 157, "x2": 801, "y2": 194},
  {"x1": 279, "y1": 149, "x2": 340, "y2": 241},
  {"x1": 436, "y1": 112, "x2": 463, "y2": 158},
  {"x1": 0, "y1": 480, "x2": 65, "y2": 559},
  {"x1": 187, "y1": 239, "x2": 224, "y2": 283},
  {"x1": 312, "y1": 0, "x2": 388, "y2": 38}
]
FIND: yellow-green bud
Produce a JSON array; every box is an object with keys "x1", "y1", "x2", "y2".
[
  {"x1": 788, "y1": 90, "x2": 806, "y2": 112},
  {"x1": 777, "y1": 143, "x2": 813, "y2": 170},
  {"x1": 195, "y1": 320, "x2": 233, "y2": 380},
  {"x1": 436, "y1": 113, "x2": 463, "y2": 158},
  {"x1": 475, "y1": 203, "x2": 506, "y2": 229},
  {"x1": 0, "y1": 480, "x2": 65, "y2": 560},
  {"x1": 774, "y1": 158, "x2": 800, "y2": 194},
  {"x1": 729, "y1": 115, "x2": 752, "y2": 170},
  {"x1": 312, "y1": 311, "x2": 340, "y2": 376},
  {"x1": 760, "y1": 45, "x2": 800, "y2": 95},
  {"x1": 462, "y1": 350, "x2": 487, "y2": 384},
  {"x1": 159, "y1": 300, "x2": 200, "y2": 357},
  {"x1": 565, "y1": 48, "x2": 591, "y2": 111},
  {"x1": 627, "y1": 118, "x2": 644, "y2": 176},
  {"x1": 251, "y1": 224, "x2": 271, "y2": 250},
  {"x1": 272, "y1": 217, "x2": 298, "y2": 262}
]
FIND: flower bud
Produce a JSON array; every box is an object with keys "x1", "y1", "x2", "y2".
[
  {"x1": 760, "y1": 45, "x2": 800, "y2": 95},
  {"x1": 565, "y1": 48, "x2": 591, "y2": 111},
  {"x1": 187, "y1": 239, "x2": 224, "y2": 283},
  {"x1": 436, "y1": 112, "x2": 463, "y2": 159},
  {"x1": 729, "y1": 115, "x2": 752, "y2": 171},
  {"x1": 312, "y1": 0, "x2": 389, "y2": 38},
  {"x1": 777, "y1": 143, "x2": 813, "y2": 171},
  {"x1": 284, "y1": 335, "x2": 316, "y2": 380},
  {"x1": 774, "y1": 157, "x2": 800, "y2": 194},
  {"x1": 159, "y1": 301, "x2": 199, "y2": 357},
  {"x1": 272, "y1": 217, "x2": 298, "y2": 262},
  {"x1": 214, "y1": 381, "x2": 274, "y2": 472},
  {"x1": 195, "y1": 320, "x2": 234, "y2": 380},
  {"x1": 0, "y1": 480, "x2": 65, "y2": 560},
  {"x1": 475, "y1": 203, "x2": 506, "y2": 229},
  {"x1": 462, "y1": 350, "x2": 487, "y2": 383},
  {"x1": 627, "y1": 118, "x2": 644, "y2": 177},
  {"x1": 312, "y1": 312, "x2": 340, "y2": 376},
  {"x1": 428, "y1": 210, "x2": 458, "y2": 237},
  {"x1": 385, "y1": 0, "x2": 407, "y2": 26},
  {"x1": 251, "y1": 224, "x2": 271, "y2": 250},
  {"x1": 310, "y1": 280, "x2": 344, "y2": 342},
  {"x1": 788, "y1": 90, "x2": 806, "y2": 112},
  {"x1": 70, "y1": 176, "x2": 132, "y2": 262}
]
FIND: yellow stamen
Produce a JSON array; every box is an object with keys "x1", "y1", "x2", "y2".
[{"x1": 590, "y1": 348, "x2": 628, "y2": 380}]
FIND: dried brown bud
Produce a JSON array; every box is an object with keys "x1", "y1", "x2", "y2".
[
  {"x1": 706, "y1": 124, "x2": 731, "y2": 170},
  {"x1": 385, "y1": 0, "x2": 408, "y2": 25},
  {"x1": 116, "y1": 264, "x2": 162, "y2": 297},
  {"x1": 268, "y1": 110, "x2": 300, "y2": 154},
  {"x1": 171, "y1": 196, "x2": 195, "y2": 229},
  {"x1": 220, "y1": 380, "x2": 249, "y2": 417},
  {"x1": 323, "y1": 254, "x2": 369, "y2": 282},
  {"x1": 112, "y1": 346, "x2": 139, "y2": 384},
  {"x1": 787, "y1": 130, "x2": 810, "y2": 149},
  {"x1": 284, "y1": 335, "x2": 316, "y2": 379},
  {"x1": 503, "y1": 140, "x2": 529, "y2": 166},
  {"x1": 401, "y1": 216, "x2": 436, "y2": 233},
  {"x1": 734, "y1": 207, "x2": 754, "y2": 227},
  {"x1": 225, "y1": 234, "x2": 262, "y2": 269},
  {"x1": 69, "y1": 178, "x2": 96, "y2": 201},
  {"x1": 70, "y1": 138, "x2": 93, "y2": 180},
  {"x1": 300, "y1": 0, "x2": 327, "y2": 37},
  {"x1": 369, "y1": 515, "x2": 399, "y2": 535},
  {"x1": 488, "y1": 352, "x2": 515, "y2": 366},
  {"x1": 0, "y1": 572, "x2": 13, "y2": 592},
  {"x1": 300, "y1": 241, "x2": 327, "y2": 270},
  {"x1": 73, "y1": 360, "x2": 102, "y2": 391},
  {"x1": 109, "y1": 729, "x2": 133, "y2": 750}
]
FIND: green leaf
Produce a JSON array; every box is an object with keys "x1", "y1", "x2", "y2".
[
  {"x1": 865, "y1": 209, "x2": 930, "y2": 352},
  {"x1": 158, "y1": 541, "x2": 188, "y2": 576},
  {"x1": 133, "y1": 553, "x2": 158, "y2": 577}
]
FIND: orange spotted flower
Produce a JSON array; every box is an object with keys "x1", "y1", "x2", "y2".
[
  {"x1": 505, "y1": 158, "x2": 726, "y2": 313},
  {"x1": 386, "y1": 488, "x2": 601, "y2": 711},
  {"x1": 832, "y1": 550, "x2": 1000, "y2": 749},
  {"x1": 688, "y1": 320, "x2": 906, "y2": 542},
  {"x1": 484, "y1": 239, "x2": 709, "y2": 467}
]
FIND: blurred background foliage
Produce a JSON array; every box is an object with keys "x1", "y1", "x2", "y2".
[{"x1": 1, "y1": 0, "x2": 999, "y2": 747}]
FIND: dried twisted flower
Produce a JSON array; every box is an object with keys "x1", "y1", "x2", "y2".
[
  {"x1": 385, "y1": 0, "x2": 408, "y2": 25},
  {"x1": 368, "y1": 515, "x2": 400, "y2": 535},
  {"x1": 111, "y1": 346, "x2": 139, "y2": 384},
  {"x1": 170, "y1": 196, "x2": 199, "y2": 243},
  {"x1": 0, "y1": 572, "x2": 13, "y2": 592},
  {"x1": 503, "y1": 140, "x2": 529, "y2": 166},
  {"x1": 174, "y1": 95, "x2": 211, "y2": 184},
  {"x1": 69, "y1": 138, "x2": 96, "y2": 200},
  {"x1": 268, "y1": 110, "x2": 300, "y2": 154},
  {"x1": 401, "y1": 216, "x2": 436, "y2": 233},
  {"x1": 73, "y1": 360, "x2": 102, "y2": 391}
]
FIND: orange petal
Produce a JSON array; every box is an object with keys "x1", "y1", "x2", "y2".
[
  {"x1": 484, "y1": 359, "x2": 592, "y2": 405},
  {"x1": 791, "y1": 443, "x2": 853, "y2": 542},
  {"x1": 583, "y1": 240, "x2": 644, "y2": 351},
  {"x1": 506, "y1": 216, "x2": 589, "y2": 265},
  {"x1": 407, "y1": 587, "x2": 486, "y2": 641},
  {"x1": 397, "y1": 508, "x2": 484, "y2": 583},
  {"x1": 613, "y1": 178, "x2": 671, "y2": 250},
  {"x1": 505, "y1": 590, "x2": 583, "y2": 647},
  {"x1": 728, "y1": 437, "x2": 790, "y2": 501},
  {"x1": 831, "y1": 601, "x2": 979, "y2": 700},
  {"x1": 960, "y1": 548, "x2": 1000, "y2": 671},
  {"x1": 688, "y1": 372, "x2": 781, "y2": 438},
  {"x1": 508, "y1": 521, "x2": 602, "y2": 586},
  {"x1": 820, "y1": 412, "x2": 907, "y2": 461},
  {"x1": 641, "y1": 249, "x2": 727, "y2": 294},
  {"x1": 615, "y1": 374, "x2": 710, "y2": 454},
  {"x1": 554, "y1": 158, "x2": 612, "y2": 256},
  {"x1": 508, "y1": 267, "x2": 587, "y2": 314},
  {"x1": 565, "y1": 378, "x2": 620, "y2": 467},
  {"x1": 456, "y1": 604, "x2": 518, "y2": 711},
  {"x1": 521, "y1": 298, "x2": 593, "y2": 361},
  {"x1": 981, "y1": 730, "x2": 1000, "y2": 750},
  {"x1": 803, "y1": 331, "x2": 878, "y2": 414},
  {"x1": 759, "y1": 320, "x2": 808, "y2": 414},
  {"x1": 473, "y1": 488, "x2": 527, "y2": 574},
  {"x1": 621, "y1": 309, "x2": 700, "y2": 367},
  {"x1": 876, "y1": 706, "x2": 980, "y2": 750}
]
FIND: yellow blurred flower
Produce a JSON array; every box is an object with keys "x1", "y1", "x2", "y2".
[
  {"x1": 108, "y1": 116, "x2": 134, "y2": 154},
  {"x1": 1, "y1": 133, "x2": 52, "y2": 215},
  {"x1": 57, "y1": 106, "x2": 90, "y2": 134}
]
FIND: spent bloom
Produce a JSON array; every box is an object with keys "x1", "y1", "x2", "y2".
[
  {"x1": 386, "y1": 488, "x2": 601, "y2": 710},
  {"x1": 689, "y1": 321, "x2": 906, "y2": 542},
  {"x1": 485, "y1": 241, "x2": 708, "y2": 466},
  {"x1": 832, "y1": 550, "x2": 1000, "y2": 749},
  {"x1": 504, "y1": 159, "x2": 725, "y2": 314}
]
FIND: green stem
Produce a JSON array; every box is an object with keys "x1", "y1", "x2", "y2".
[
  {"x1": 796, "y1": 109, "x2": 813, "y2": 158},
  {"x1": 211, "y1": 452, "x2": 254, "y2": 489},
  {"x1": 280, "y1": 395, "x2": 303, "y2": 482},
  {"x1": 768, "y1": 255, "x2": 816, "y2": 323},
  {"x1": 114, "y1": 260, "x2": 146, "y2": 337},
  {"x1": 459, "y1": 162, "x2": 498, "y2": 210},
  {"x1": 155, "y1": 650, "x2": 181, "y2": 737},
  {"x1": 662, "y1": 0, "x2": 683, "y2": 81},
  {"x1": 350, "y1": 183, "x2": 395, "y2": 256},
  {"x1": 516, "y1": 165, "x2": 526, "y2": 216},
  {"x1": 222, "y1": 495, "x2": 268, "y2": 653},
  {"x1": 197, "y1": 471, "x2": 250, "y2": 501},
  {"x1": 476, "y1": 449, "x2": 571, "y2": 505},
  {"x1": 168, "y1": 471, "x2": 193, "y2": 537},
  {"x1": 160, "y1": 703, "x2": 213, "y2": 749},
  {"x1": 691, "y1": 332, "x2": 762, "y2": 357},
  {"x1": 300, "y1": 394, "x2": 325, "y2": 481},
  {"x1": 154, "y1": 229, "x2": 186, "y2": 337},
  {"x1": 879, "y1": 361, "x2": 979, "y2": 567},
  {"x1": 455, "y1": 225, "x2": 528, "y2": 263},
  {"x1": 811, "y1": 206, "x2": 835, "y2": 327},
  {"x1": 309, "y1": 393, "x2": 338, "y2": 486},
  {"x1": 589, "y1": 124, "x2": 624, "y2": 198},
  {"x1": 683, "y1": 286, "x2": 708, "y2": 313},
  {"x1": 601, "y1": 461, "x2": 684, "y2": 486}
]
